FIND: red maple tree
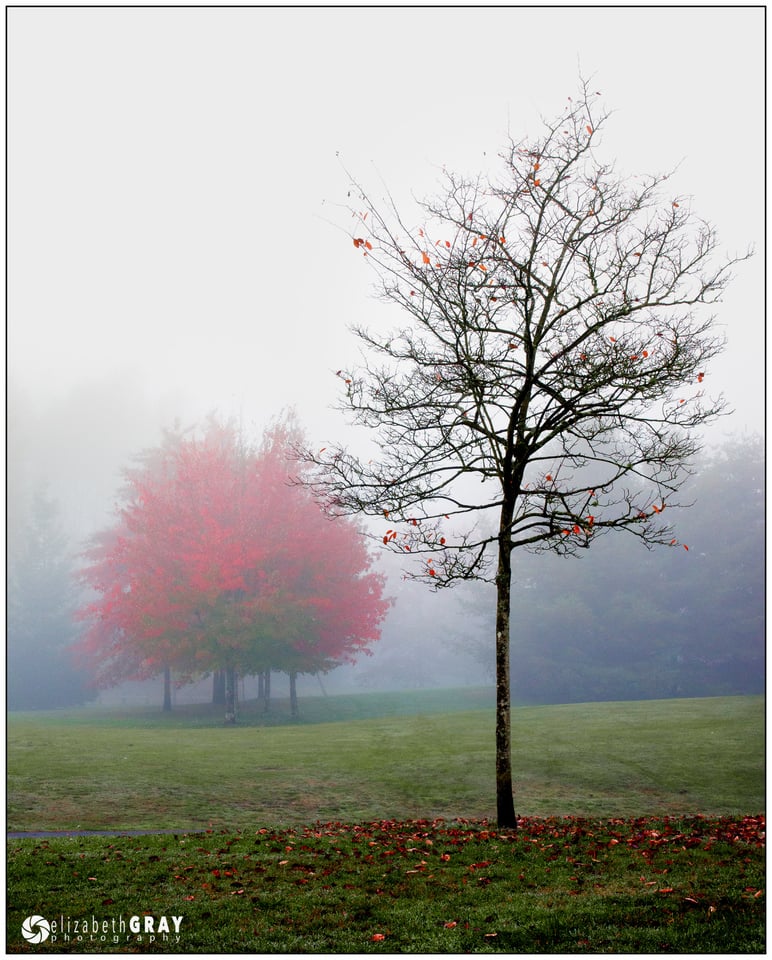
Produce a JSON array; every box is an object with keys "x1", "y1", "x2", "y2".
[{"x1": 75, "y1": 416, "x2": 390, "y2": 719}]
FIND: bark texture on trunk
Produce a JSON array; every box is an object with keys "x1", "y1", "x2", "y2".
[
  {"x1": 289, "y1": 671, "x2": 299, "y2": 718},
  {"x1": 495, "y1": 515, "x2": 517, "y2": 829}
]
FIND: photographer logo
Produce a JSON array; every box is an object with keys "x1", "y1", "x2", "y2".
[
  {"x1": 21, "y1": 916, "x2": 51, "y2": 944},
  {"x1": 20, "y1": 913, "x2": 182, "y2": 946}
]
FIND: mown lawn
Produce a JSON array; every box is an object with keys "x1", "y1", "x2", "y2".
[
  {"x1": 7, "y1": 694, "x2": 764, "y2": 831},
  {"x1": 6, "y1": 693, "x2": 765, "y2": 953},
  {"x1": 6, "y1": 815, "x2": 765, "y2": 953}
]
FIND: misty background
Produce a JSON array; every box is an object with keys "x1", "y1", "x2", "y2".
[{"x1": 8, "y1": 8, "x2": 764, "y2": 710}]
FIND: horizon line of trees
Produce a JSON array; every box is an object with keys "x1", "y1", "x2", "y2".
[
  {"x1": 449, "y1": 434, "x2": 764, "y2": 705},
  {"x1": 7, "y1": 433, "x2": 762, "y2": 712}
]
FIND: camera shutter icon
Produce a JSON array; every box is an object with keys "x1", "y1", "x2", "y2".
[{"x1": 22, "y1": 916, "x2": 51, "y2": 943}]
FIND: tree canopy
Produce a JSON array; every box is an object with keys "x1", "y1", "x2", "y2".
[{"x1": 75, "y1": 416, "x2": 390, "y2": 718}]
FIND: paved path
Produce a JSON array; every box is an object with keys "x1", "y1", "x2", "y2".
[{"x1": 8, "y1": 829, "x2": 206, "y2": 839}]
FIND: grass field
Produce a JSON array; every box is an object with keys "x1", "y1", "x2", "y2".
[
  {"x1": 7, "y1": 692, "x2": 764, "y2": 831},
  {"x1": 7, "y1": 815, "x2": 765, "y2": 953},
  {"x1": 6, "y1": 692, "x2": 765, "y2": 953}
]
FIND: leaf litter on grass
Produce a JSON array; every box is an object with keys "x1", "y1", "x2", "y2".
[{"x1": 6, "y1": 813, "x2": 764, "y2": 953}]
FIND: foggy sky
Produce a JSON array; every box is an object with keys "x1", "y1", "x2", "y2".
[{"x1": 8, "y1": 7, "x2": 765, "y2": 543}]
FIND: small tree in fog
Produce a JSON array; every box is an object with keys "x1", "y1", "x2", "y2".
[
  {"x1": 304, "y1": 83, "x2": 751, "y2": 828},
  {"x1": 8, "y1": 488, "x2": 93, "y2": 709}
]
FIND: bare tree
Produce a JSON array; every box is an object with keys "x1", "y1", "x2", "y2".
[{"x1": 305, "y1": 84, "x2": 751, "y2": 828}]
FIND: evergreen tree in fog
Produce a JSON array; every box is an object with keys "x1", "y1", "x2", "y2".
[{"x1": 8, "y1": 488, "x2": 94, "y2": 709}]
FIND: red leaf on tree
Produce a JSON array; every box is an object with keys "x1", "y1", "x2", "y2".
[{"x1": 74, "y1": 418, "x2": 391, "y2": 690}]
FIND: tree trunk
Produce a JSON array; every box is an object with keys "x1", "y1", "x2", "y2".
[
  {"x1": 224, "y1": 667, "x2": 238, "y2": 724},
  {"x1": 212, "y1": 670, "x2": 226, "y2": 705},
  {"x1": 162, "y1": 665, "x2": 172, "y2": 712},
  {"x1": 495, "y1": 516, "x2": 517, "y2": 829},
  {"x1": 289, "y1": 671, "x2": 299, "y2": 718},
  {"x1": 262, "y1": 669, "x2": 271, "y2": 713}
]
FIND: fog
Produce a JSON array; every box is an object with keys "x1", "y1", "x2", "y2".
[{"x1": 8, "y1": 8, "x2": 764, "y2": 707}]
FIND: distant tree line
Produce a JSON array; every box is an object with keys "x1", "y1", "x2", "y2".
[
  {"x1": 7, "y1": 434, "x2": 762, "y2": 712},
  {"x1": 456, "y1": 435, "x2": 764, "y2": 704}
]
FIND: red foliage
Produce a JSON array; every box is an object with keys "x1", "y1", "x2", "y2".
[{"x1": 75, "y1": 418, "x2": 390, "y2": 687}]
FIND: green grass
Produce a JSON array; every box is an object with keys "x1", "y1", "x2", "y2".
[
  {"x1": 7, "y1": 693, "x2": 764, "y2": 832},
  {"x1": 25, "y1": 685, "x2": 496, "y2": 728},
  {"x1": 6, "y1": 692, "x2": 765, "y2": 953},
  {"x1": 6, "y1": 815, "x2": 765, "y2": 953}
]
